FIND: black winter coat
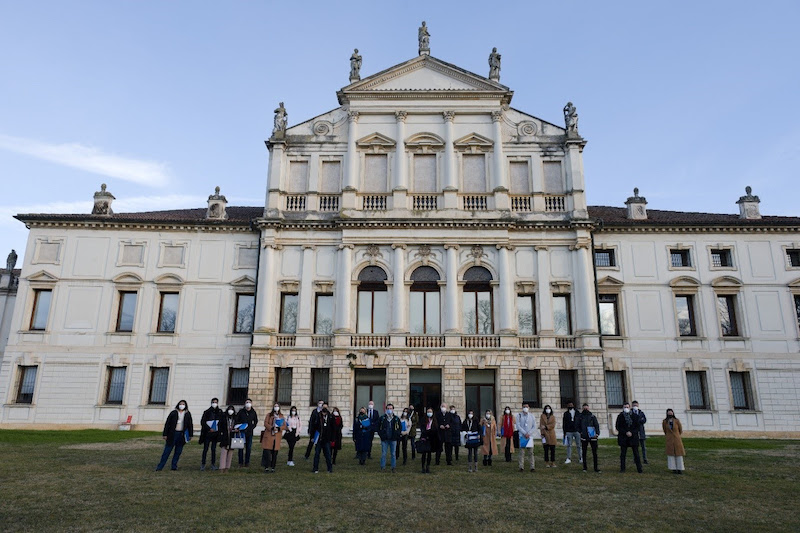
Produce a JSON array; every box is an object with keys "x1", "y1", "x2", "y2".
[
  {"x1": 577, "y1": 410, "x2": 600, "y2": 440},
  {"x1": 162, "y1": 410, "x2": 193, "y2": 439},
  {"x1": 235, "y1": 408, "x2": 258, "y2": 436},
  {"x1": 449, "y1": 414, "x2": 462, "y2": 445},
  {"x1": 316, "y1": 413, "x2": 336, "y2": 445},
  {"x1": 615, "y1": 411, "x2": 641, "y2": 446},
  {"x1": 199, "y1": 406, "x2": 221, "y2": 444},
  {"x1": 218, "y1": 414, "x2": 238, "y2": 448},
  {"x1": 562, "y1": 409, "x2": 580, "y2": 433},
  {"x1": 434, "y1": 410, "x2": 453, "y2": 442},
  {"x1": 307, "y1": 409, "x2": 321, "y2": 436}
]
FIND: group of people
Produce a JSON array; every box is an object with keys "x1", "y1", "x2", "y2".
[{"x1": 154, "y1": 397, "x2": 687, "y2": 476}]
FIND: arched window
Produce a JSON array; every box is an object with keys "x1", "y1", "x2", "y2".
[
  {"x1": 409, "y1": 266, "x2": 441, "y2": 334},
  {"x1": 357, "y1": 266, "x2": 389, "y2": 334},
  {"x1": 462, "y1": 266, "x2": 493, "y2": 334}
]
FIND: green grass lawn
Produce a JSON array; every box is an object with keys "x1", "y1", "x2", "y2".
[{"x1": 0, "y1": 430, "x2": 798, "y2": 532}]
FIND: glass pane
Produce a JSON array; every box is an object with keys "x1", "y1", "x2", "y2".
[
  {"x1": 31, "y1": 290, "x2": 52, "y2": 330},
  {"x1": 314, "y1": 295, "x2": 334, "y2": 335},
  {"x1": 517, "y1": 295, "x2": 534, "y2": 336},
  {"x1": 158, "y1": 293, "x2": 179, "y2": 333},
  {"x1": 676, "y1": 296, "x2": 694, "y2": 336},
  {"x1": 730, "y1": 372, "x2": 747, "y2": 409},
  {"x1": 599, "y1": 300, "x2": 618, "y2": 336},
  {"x1": 373, "y1": 292, "x2": 389, "y2": 334},
  {"x1": 465, "y1": 385, "x2": 479, "y2": 415},
  {"x1": 229, "y1": 368, "x2": 249, "y2": 404},
  {"x1": 235, "y1": 294, "x2": 255, "y2": 333},
  {"x1": 312, "y1": 368, "x2": 329, "y2": 403},
  {"x1": 409, "y1": 292, "x2": 425, "y2": 334},
  {"x1": 559, "y1": 370, "x2": 576, "y2": 407},
  {"x1": 479, "y1": 385, "x2": 494, "y2": 417},
  {"x1": 276, "y1": 368, "x2": 293, "y2": 404},
  {"x1": 357, "y1": 291, "x2": 372, "y2": 333},
  {"x1": 117, "y1": 292, "x2": 137, "y2": 332},
  {"x1": 521, "y1": 370, "x2": 539, "y2": 407},
  {"x1": 107, "y1": 367, "x2": 127, "y2": 404},
  {"x1": 476, "y1": 291, "x2": 492, "y2": 334},
  {"x1": 718, "y1": 296, "x2": 737, "y2": 336},
  {"x1": 409, "y1": 369, "x2": 441, "y2": 384},
  {"x1": 280, "y1": 294, "x2": 298, "y2": 334},
  {"x1": 687, "y1": 372, "x2": 705, "y2": 408},
  {"x1": 795, "y1": 295, "x2": 800, "y2": 332},
  {"x1": 425, "y1": 292, "x2": 440, "y2": 334},
  {"x1": 605, "y1": 371, "x2": 624, "y2": 406},
  {"x1": 150, "y1": 368, "x2": 169, "y2": 404},
  {"x1": 462, "y1": 293, "x2": 476, "y2": 334},
  {"x1": 595, "y1": 251, "x2": 611, "y2": 267},
  {"x1": 465, "y1": 369, "x2": 495, "y2": 384},
  {"x1": 17, "y1": 367, "x2": 37, "y2": 403},
  {"x1": 553, "y1": 296, "x2": 569, "y2": 336}
]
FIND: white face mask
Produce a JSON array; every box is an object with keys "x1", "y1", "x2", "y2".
[
  {"x1": 522, "y1": 407, "x2": 529, "y2": 414},
  {"x1": 440, "y1": 407, "x2": 447, "y2": 413},
  {"x1": 467, "y1": 414, "x2": 473, "y2": 419},
  {"x1": 369, "y1": 405, "x2": 374, "y2": 410},
  {"x1": 504, "y1": 409, "x2": 511, "y2": 414},
  {"x1": 569, "y1": 408, "x2": 575, "y2": 413},
  {"x1": 334, "y1": 411, "x2": 340, "y2": 417},
  {"x1": 633, "y1": 407, "x2": 639, "y2": 412},
  {"x1": 227, "y1": 409, "x2": 234, "y2": 415},
  {"x1": 273, "y1": 406, "x2": 280, "y2": 412},
  {"x1": 245, "y1": 402, "x2": 252, "y2": 409},
  {"x1": 450, "y1": 409, "x2": 455, "y2": 414},
  {"x1": 211, "y1": 403, "x2": 218, "y2": 408},
  {"x1": 485, "y1": 414, "x2": 491, "y2": 420},
  {"x1": 623, "y1": 407, "x2": 630, "y2": 413},
  {"x1": 290, "y1": 411, "x2": 297, "y2": 416},
  {"x1": 178, "y1": 404, "x2": 186, "y2": 411},
  {"x1": 545, "y1": 409, "x2": 551, "y2": 414}
]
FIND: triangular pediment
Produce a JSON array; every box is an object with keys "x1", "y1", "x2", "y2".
[
  {"x1": 27, "y1": 270, "x2": 58, "y2": 283},
  {"x1": 454, "y1": 132, "x2": 494, "y2": 148},
  {"x1": 356, "y1": 132, "x2": 396, "y2": 148},
  {"x1": 789, "y1": 278, "x2": 800, "y2": 288},
  {"x1": 231, "y1": 275, "x2": 256, "y2": 287},
  {"x1": 597, "y1": 276, "x2": 624, "y2": 286}
]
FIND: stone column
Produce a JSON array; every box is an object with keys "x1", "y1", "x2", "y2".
[
  {"x1": 344, "y1": 111, "x2": 359, "y2": 190},
  {"x1": 266, "y1": 142, "x2": 284, "y2": 211},
  {"x1": 491, "y1": 110, "x2": 507, "y2": 191},
  {"x1": 565, "y1": 139, "x2": 588, "y2": 218},
  {"x1": 296, "y1": 245, "x2": 315, "y2": 333},
  {"x1": 572, "y1": 240, "x2": 599, "y2": 335},
  {"x1": 443, "y1": 111, "x2": 456, "y2": 190},
  {"x1": 394, "y1": 112, "x2": 407, "y2": 190},
  {"x1": 391, "y1": 244, "x2": 407, "y2": 333},
  {"x1": 497, "y1": 245, "x2": 515, "y2": 334},
  {"x1": 444, "y1": 245, "x2": 460, "y2": 333},
  {"x1": 535, "y1": 246, "x2": 553, "y2": 334},
  {"x1": 254, "y1": 243, "x2": 278, "y2": 332},
  {"x1": 334, "y1": 244, "x2": 354, "y2": 332}
]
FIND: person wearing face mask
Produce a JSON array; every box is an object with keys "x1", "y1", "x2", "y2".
[
  {"x1": 378, "y1": 403, "x2": 402, "y2": 472},
  {"x1": 479, "y1": 410, "x2": 498, "y2": 467},
  {"x1": 260, "y1": 403, "x2": 285, "y2": 473},
  {"x1": 434, "y1": 402, "x2": 453, "y2": 465},
  {"x1": 462, "y1": 409, "x2": 481, "y2": 473},
  {"x1": 615, "y1": 402, "x2": 643, "y2": 474},
  {"x1": 516, "y1": 403, "x2": 536, "y2": 472},
  {"x1": 155, "y1": 400, "x2": 193, "y2": 471},
  {"x1": 305, "y1": 400, "x2": 325, "y2": 460},
  {"x1": 406, "y1": 404, "x2": 419, "y2": 460},
  {"x1": 539, "y1": 405, "x2": 557, "y2": 467},
  {"x1": 417, "y1": 408, "x2": 435, "y2": 473},
  {"x1": 577, "y1": 403, "x2": 601, "y2": 473},
  {"x1": 353, "y1": 407, "x2": 372, "y2": 465},
  {"x1": 562, "y1": 402, "x2": 582, "y2": 465},
  {"x1": 398, "y1": 409, "x2": 411, "y2": 465},
  {"x1": 448, "y1": 406, "x2": 462, "y2": 463},
  {"x1": 199, "y1": 397, "x2": 222, "y2": 471},
  {"x1": 331, "y1": 407, "x2": 344, "y2": 465},
  {"x1": 217, "y1": 405, "x2": 238, "y2": 473},
  {"x1": 662, "y1": 408, "x2": 685, "y2": 474},
  {"x1": 632, "y1": 400, "x2": 648, "y2": 465},
  {"x1": 499, "y1": 406, "x2": 515, "y2": 462},
  {"x1": 284, "y1": 406, "x2": 302, "y2": 466},
  {"x1": 235, "y1": 398, "x2": 259, "y2": 468},
  {"x1": 312, "y1": 406, "x2": 335, "y2": 474},
  {"x1": 366, "y1": 401, "x2": 381, "y2": 459}
]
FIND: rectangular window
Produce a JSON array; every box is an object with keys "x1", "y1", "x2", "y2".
[
  {"x1": 543, "y1": 161, "x2": 564, "y2": 194},
  {"x1": 287, "y1": 161, "x2": 308, "y2": 193},
  {"x1": 157, "y1": 292, "x2": 179, "y2": 333},
  {"x1": 794, "y1": 295, "x2": 800, "y2": 334},
  {"x1": 311, "y1": 368, "x2": 330, "y2": 405},
  {"x1": 717, "y1": 295, "x2": 739, "y2": 336},
  {"x1": 599, "y1": 294, "x2": 620, "y2": 336},
  {"x1": 553, "y1": 295, "x2": 571, "y2": 336},
  {"x1": 314, "y1": 294, "x2": 334, "y2": 335},
  {"x1": 116, "y1": 291, "x2": 138, "y2": 332},
  {"x1": 786, "y1": 249, "x2": 800, "y2": 268},
  {"x1": 234, "y1": 293, "x2": 255, "y2": 333},
  {"x1": 559, "y1": 369, "x2": 578, "y2": 408},
  {"x1": 105, "y1": 366, "x2": 127, "y2": 405},
  {"x1": 462, "y1": 291, "x2": 493, "y2": 335},
  {"x1": 279, "y1": 293, "x2": 298, "y2": 334},
  {"x1": 711, "y1": 249, "x2": 732, "y2": 268},
  {"x1": 605, "y1": 370, "x2": 626, "y2": 408},
  {"x1": 686, "y1": 371, "x2": 709, "y2": 409},
  {"x1": 517, "y1": 294, "x2": 535, "y2": 336},
  {"x1": 15, "y1": 366, "x2": 38, "y2": 404},
  {"x1": 228, "y1": 368, "x2": 249, "y2": 405},
  {"x1": 409, "y1": 369, "x2": 442, "y2": 416},
  {"x1": 521, "y1": 369, "x2": 541, "y2": 408},
  {"x1": 594, "y1": 249, "x2": 616, "y2": 268},
  {"x1": 320, "y1": 160, "x2": 341, "y2": 193},
  {"x1": 274, "y1": 368, "x2": 293, "y2": 405},
  {"x1": 465, "y1": 369, "x2": 495, "y2": 417},
  {"x1": 413, "y1": 154, "x2": 437, "y2": 192},
  {"x1": 410, "y1": 290, "x2": 441, "y2": 334},
  {"x1": 148, "y1": 367, "x2": 169, "y2": 405},
  {"x1": 670, "y1": 249, "x2": 691, "y2": 268},
  {"x1": 357, "y1": 290, "x2": 389, "y2": 334},
  {"x1": 730, "y1": 371, "x2": 753, "y2": 410},
  {"x1": 29, "y1": 289, "x2": 52, "y2": 330},
  {"x1": 364, "y1": 154, "x2": 388, "y2": 192},
  {"x1": 675, "y1": 295, "x2": 697, "y2": 336},
  {"x1": 462, "y1": 154, "x2": 487, "y2": 193},
  {"x1": 509, "y1": 161, "x2": 530, "y2": 194}
]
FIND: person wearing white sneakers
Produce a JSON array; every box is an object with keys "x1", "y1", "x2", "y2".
[
  {"x1": 284, "y1": 406, "x2": 302, "y2": 466},
  {"x1": 516, "y1": 403, "x2": 536, "y2": 472},
  {"x1": 562, "y1": 402, "x2": 582, "y2": 465}
]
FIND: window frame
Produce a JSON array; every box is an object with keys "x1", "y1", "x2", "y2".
[
  {"x1": 227, "y1": 367, "x2": 249, "y2": 405},
  {"x1": 516, "y1": 293, "x2": 536, "y2": 336},
  {"x1": 15, "y1": 365, "x2": 38, "y2": 404},
  {"x1": 675, "y1": 294, "x2": 698, "y2": 337},
  {"x1": 558, "y1": 369, "x2": 578, "y2": 408},
  {"x1": 274, "y1": 367, "x2": 293, "y2": 405},
  {"x1": 605, "y1": 370, "x2": 627, "y2": 408},
  {"x1": 667, "y1": 246, "x2": 694, "y2": 270},
  {"x1": 552, "y1": 293, "x2": 572, "y2": 336},
  {"x1": 29, "y1": 288, "x2": 53, "y2": 331},
  {"x1": 104, "y1": 366, "x2": 127, "y2": 405},
  {"x1": 785, "y1": 248, "x2": 800, "y2": 269},
  {"x1": 521, "y1": 369, "x2": 541, "y2": 409},
  {"x1": 598, "y1": 293, "x2": 621, "y2": 337},
  {"x1": 156, "y1": 292, "x2": 180, "y2": 333},
  {"x1": 310, "y1": 368, "x2": 330, "y2": 406},
  {"x1": 115, "y1": 290, "x2": 138, "y2": 333},
  {"x1": 716, "y1": 294, "x2": 740, "y2": 337},
  {"x1": 148, "y1": 367, "x2": 170, "y2": 405},
  {"x1": 594, "y1": 248, "x2": 616, "y2": 268},
  {"x1": 729, "y1": 371, "x2": 754, "y2": 411},
  {"x1": 410, "y1": 272, "x2": 441, "y2": 335},
  {"x1": 279, "y1": 292, "x2": 299, "y2": 334},
  {"x1": 313, "y1": 293, "x2": 335, "y2": 335},
  {"x1": 708, "y1": 246, "x2": 735, "y2": 270},
  {"x1": 233, "y1": 292, "x2": 256, "y2": 334},
  {"x1": 686, "y1": 370, "x2": 710, "y2": 410}
]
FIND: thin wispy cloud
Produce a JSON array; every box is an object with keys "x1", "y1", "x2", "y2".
[{"x1": 0, "y1": 134, "x2": 171, "y2": 187}]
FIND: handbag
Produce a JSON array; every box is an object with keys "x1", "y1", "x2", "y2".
[
  {"x1": 464, "y1": 431, "x2": 481, "y2": 446},
  {"x1": 230, "y1": 431, "x2": 245, "y2": 450},
  {"x1": 415, "y1": 439, "x2": 431, "y2": 453}
]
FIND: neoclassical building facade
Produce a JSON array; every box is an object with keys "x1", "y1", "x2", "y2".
[{"x1": 1, "y1": 42, "x2": 799, "y2": 436}]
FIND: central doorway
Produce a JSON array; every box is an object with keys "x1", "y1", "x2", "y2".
[
  {"x1": 409, "y1": 368, "x2": 441, "y2": 414},
  {"x1": 354, "y1": 368, "x2": 386, "y2": 417}
]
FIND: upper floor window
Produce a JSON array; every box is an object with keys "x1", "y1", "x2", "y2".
[
  {"x1": 794, "y1": 295, "x2": 800, "y2": 334},
  {"x1": 462, "y1": 154, "x2": 487, "y2": 193},
  {"x1": 517, "y1": 294, "x2": 536, "y2": 336},
  {"x1": 412, "y1": 154, "x2": 437, "y2": 193},
  {"x1": 710, "y1": 249, "x2": 733, "y2": 268},
  {"x1": 675, "y1": 295, "x2": 698, "y2": 336},
  {"x1": 670, "y1": 249, "x2": 692, "y2": 268},
  {"x1": 16, "y1": 366, "x2": 38, "y2": 404},
  {"x1": 462, "y1": 266, "x2": 493, "y2": 335},
  {"x1": 553, "y1": 294, "x2": 572, "y2": 336},
  {"x1": 363, "y1": 154, "x2": 388, "y2": 193},
  {"x1": 509, "y1": 161, "x2": 530, "y2": 195},
  {"x1": 116, "y1": 291, "x2": 138, "y2": 333},
  {"x1": 30, "y1": 289, "x2": 52, "y2": 331},
  {"x1": 599, "y1": 294, "x2": 620, "y2": 336},
  {"x1": 279, "y1": 293, "x2": 298, "y2": 334},
  {"x1": 357, "y1": 266, "x2": 389, "y2": 334},
  {"x1": 314, "y1": 294, "x2": 334, "y2": 335},
  {"x1": 234, "y1": 293, "x2": 255, "y2": 334},
  {"x1": 594, "y1": 249, "x2": 616, "y2": 268},
  {"x1": 157, "y1": 292, "x2": 179, "y2": 333},
  {"x1": 409, "y1": 266, "x2": 441, "y2": 335},
  {"x1": 716, "y1": 295, "x2": 739, "y2": 337},
  {"x1": 787, "y1": 249, "x2": 800, "y2": 268}
]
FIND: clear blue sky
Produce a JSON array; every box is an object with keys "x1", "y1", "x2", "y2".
[{"x1": 2, "y1": 1, "x2": 799, "y2": 261}]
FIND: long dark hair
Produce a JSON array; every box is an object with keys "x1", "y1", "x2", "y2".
[
  {"x1": 225, "y1": 405, "x2": 236, "y2": 417},
  {"x1": 289, "y1": 405, "x2": 298, "y2": 417},
  {"x1": 542, "y1": 404, "x2": 553, "y2": 416},
  {"x1": 174, "y1": 400, "x2": 188, "y2": 411},
  {"x1": 665, "y1": 408, "x2": 675, "y2": 419}
]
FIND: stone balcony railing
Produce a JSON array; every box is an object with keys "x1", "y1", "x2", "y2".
[
  {"x1": 460, "y1": 335, "x2": 501, "y2": 348},
  {"x1": 460, "y1": 194, "x2": 491, "y2": 211},
  {"x1": 275, "y1": 334, "x2": 296, "y2": 347},
  {"x1": 544, "y1": 195, "x2": 566, "y2": 212},
  {"x1": 406, "y1": 335, "x2": 445, "y2": 348},
  {"x1": 351, "y1": 334, "x2": 391, "y2": 347},
  {"x1": 360, "y1": 194, "x2": 390, "y2": 211},
  {"x1": 411, "y1": 194, "x2": 439, "y2": 211},
  {"x1": 263, "y1": 333, "x2": 582, "y2": 350}
]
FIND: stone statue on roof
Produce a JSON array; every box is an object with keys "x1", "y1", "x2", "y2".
[
  {"x1": 273, "y1": 102, "x2": 288, "y2": 138},
  {"x1": 564, "y1": 101, "x2": 579, "y2": 135},
  {"x1": 418, "y1": 21, "x2": 430, "y2": 56},
  {"x1": 6, "y1": 249, "x2": 17, "y2": 272},
  {"x1": 488, "y1": 47, "x2": 501, "y2": 81},
  {"x1": 350, "y1": 49, "x2": 362, "y2": 82}
]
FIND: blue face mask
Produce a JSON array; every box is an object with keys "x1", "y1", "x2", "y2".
[{"x1": 386, "y1": 410, "x2": 393, "y2": 416}]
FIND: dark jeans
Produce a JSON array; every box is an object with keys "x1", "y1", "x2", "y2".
[
  {"x1": 367, "y1": 431, "x2": 376, "y2": 458},
  {"x1": 313, "y1": 441, "x2": 333, "y2": 472},
  {"x1": 504, "y1": 438, "x2": 513, "y2": 461},
  {"x1": 156, "y1": 431, "x2": 185, "y2": 470},
  {"x1": 467, "y1": 446, "x2": 479, "y2": 463},
  {"x1": 638, "y1": 438, "x2": 648, "y2": 462},
  {"x1": 397, "y1": 436, "x2": 409, "y2": 463},
  {"x1": 202, "y1": 436, "x2": 218, "y2": 466},
  {"x1": 437, "y1": 441, "x2": 452, "y2": 464},
  {"x1": 452, "y1": 444, "x2": 460, "y2": 460},
  {"x1": 582, "y1": 439, "x2": 599, "y2": 471},
  {"x1": 544, "y1": 444, "x2": 555, "y2": 462},
  {"x1": 332, "y1": 447, "x2": 339, "y2": 465},
  {"x1": 261, "y1": 449, "x2": 278, "y2": 469},
  {"x1": 286, "y1": 432, "x2": 297, "y2": 461},
  {"x1": 420, "y1": 451, "x2": 431, "y2": 471},
  {"x1": 410, "y1": 435, "x2": 416, "y2": 459},
  {"x1": 305, "y1": 435, "x2": 315, "y2": 459},
  {"x1": 357, "y1": 450, "x2": 367, "y2": 465},
  {"x1": 238, "y1": 432, "x2": 253, "y2": 466},
  {"x1": 620, "y1": 442, "x2": 643, "y2": 472}
]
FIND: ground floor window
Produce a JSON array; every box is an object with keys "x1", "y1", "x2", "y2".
[
  {"x1": 354, "y1": 368, "x2": 386, "y2": 417},
  {"x1": 559, "y1": 369, "x2": 578, "y2": 408},
  {"x1": 227, "y1": 368, "x2": 249, "y2": 405},
  {"x1": 409, "y1": 369, "x2": 441, "y2": 414},
  {"x1": 521, "y1": 369, "x2": 541, "y2": 408},
  {"x1": 465, "y1": 369, "x2": 495, "y2": 416}
]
